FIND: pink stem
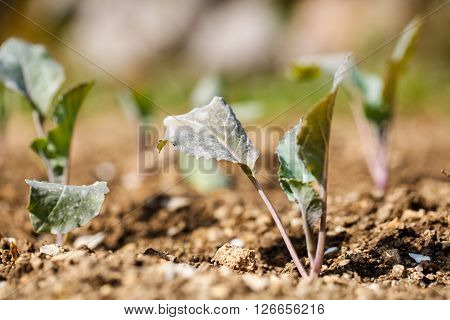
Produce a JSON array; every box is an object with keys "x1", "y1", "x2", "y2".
[{"x1": 243, "y1": 167, "x2": 308, "y2": 278}]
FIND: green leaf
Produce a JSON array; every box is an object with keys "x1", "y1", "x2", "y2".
[
  {"x1": 118, "y1": 89, "x2": 154, "y2": 123},
  {"x1": 297, "y1": 82, "x2": 341, "y2": 185},
  {"x1": 276, "y1": 122, "x2": 322, "y2": 226},
  {"x1": 277, "y1": 59, "x2": 347, "y2": 225},
  {"x1": 352, "y1": 69, "x2": 390, "y2": 125},
  {"x1": 0, "y1": 38, "x2": 65, "y2": 115},
  {"x1": 25, "y1": 180, "x2": 109, "y2": 234},
  {"x1": 31, "y1": 81, "x2": 94, "y2": 183},
  {"x1": 383, "y1": 17, "x2": 421, "y2": 110},
  {"x1": 158, "y1": 96, "x2": 260, "y2": 173}
]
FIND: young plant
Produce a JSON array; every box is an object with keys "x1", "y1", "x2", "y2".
[
  {"x1": 277, "y1": 60, "x2": 347, "y2": 277},
  {"x1": 157, "y1": 96, "x2": 309, "y2": 278},
  {"x1": 0, "y1": 38, "x2": 109, "y2": 244},
  {"x1": 290, "y1": 18, "x2": 421, "y2": 191}
]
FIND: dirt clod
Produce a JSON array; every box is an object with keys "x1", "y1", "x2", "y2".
[{"x1": 212, "y1": 243, "x2": 256, "y2": 272}]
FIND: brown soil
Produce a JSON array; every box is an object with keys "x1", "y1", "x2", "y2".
[{"x1": 0, "y1": 112, "x2": 449, "y2": 299}]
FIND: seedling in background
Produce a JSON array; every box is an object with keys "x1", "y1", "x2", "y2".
[
  {"x1": 0, "y1": 38, "x2": 109, "y2": 244},
  {"x1": 157, "y1": 96, "x2": 308, "y2": 278},
  {"x1": 277, "y1": 59, "x2": 347, "y2": 277},
  {"x1": 290, "y1": 18, "x2": 421, "y2": 191}
]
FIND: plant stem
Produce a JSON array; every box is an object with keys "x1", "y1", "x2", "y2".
[
  {"x1": 32, "y1": 110, "x2": 64, "y2": 244},
  {"x1": 242, "y1": 167, "x2": 308, "y2": 278},
  {"x1": 299, "y1": 205, "x2": 315, "y2": 265},
  {"x1": 55, "y1": 234, "x2": 64, "y2": 246},
  {"x1": 311, "y1": 197, "x2": 327, "y2": 277},
  {"x1": 31, "y1": 110, "x2": 56, "y2": 183},
  {"x1": 349, "y1": 102, "x2": 388, "y2": 192}
]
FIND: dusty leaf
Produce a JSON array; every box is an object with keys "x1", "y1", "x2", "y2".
[
  {"x1": 158, "y1": 96, "x2": 260, "y2": 173},
  {"x1": 297, "y1": 59, "x2": 347, "y2": 185},
  {"x1": 276, "y1": 122, "x2": 322, "y2": 226},
  {"x1": 25, "y1": 180, "x2": 109, "y2": 234},
  {"x1": 0, "y1": 38, "x2": 65, "y2": 115},
  {"x1": 277, "y1": 59, "x2": 347, "y2": 225},
  {"x1": 31, "y1": 81, "x2": 93, "y2": 183}
]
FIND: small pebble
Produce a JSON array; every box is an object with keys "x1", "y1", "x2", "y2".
[
  {"x1": 408, "y1": 253, "x2": 431, "y2": 263},
  {"x1": 391, "y1": 264, "x2": 405, "y2": 279},
  {"x1": 39, "y1": 244, "x2": 62, "y2": 257},
  {"x1": 338, "y1": 259, "x2": 350, "y2": 267},
  {"x1": 382, "y1": 249, "x2": 402, "y2": 265},
  {"x1": 165, "y1": 197, "x2": 191, "y2": 212}
]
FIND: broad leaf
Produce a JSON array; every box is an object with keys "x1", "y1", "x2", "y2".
[
  {"x1": 0, "y1": 38, "x2": 65, "y2": 115},
  {"x1": 277, "y1": 58, "x2": 347, "y2": 227},
  {"x1": 25, "y1": 180, "x2": 109, "y2": 234},
  {"x1": 31, "y1": 81, "x2": 94, "y2": 183},
  {"x1": 158, "y1": 96, "x2": 260, "y2": 173},
  {"x1": 277, "y1": 122, "x2": 322, "y2": 226},
  {"x1": 297, "y1": 61, "x2": 346, "y2": 186}
]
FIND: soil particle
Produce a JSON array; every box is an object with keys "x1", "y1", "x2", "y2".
[{"x1": 212, "y1": 243, "x2": 257, "y2": 272}]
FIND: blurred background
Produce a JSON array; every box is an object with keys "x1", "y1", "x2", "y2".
[{"x1": 0, "y1": 0, "x2": 449, "y2": 119}]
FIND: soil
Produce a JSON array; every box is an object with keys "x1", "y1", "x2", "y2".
[{"x1": 0, "y1": 111, "x2": 449, "y2": 299}]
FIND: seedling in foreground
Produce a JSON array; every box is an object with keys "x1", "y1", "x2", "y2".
[
  {"x1": 278, "y1": 59, "x2": 347, "y2": 277},
  {"x1": 0, "y1": 38, "x2": 108, "y2": 243},
  {"x1": 291, "y1": 18, "x2": 421, "y2": 191},
  {"x1": 157, "y1": 96, "x2": 309, "y2": 278}
]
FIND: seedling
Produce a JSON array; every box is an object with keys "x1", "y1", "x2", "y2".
[
  {"x1": 277, "y1": 60, "x2": 347, "y2": 277},
  {"x1": 0, "y1": 38, "x2": 108, "y2": 244},
  {"x1": 290, "y1": 18, "x2": 421, "y2": 191},
  {"x1": 157, "y1": 96, "x2": 308, "y2": 278}
]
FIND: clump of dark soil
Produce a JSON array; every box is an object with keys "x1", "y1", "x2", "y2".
[{"x1": 0, "y1": 114, "x2": 448, "y2": 299}]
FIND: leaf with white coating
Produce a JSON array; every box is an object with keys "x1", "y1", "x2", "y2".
[
  {"x1": 158, "y1": 96, "x2": 260, "y2": 173},
  {"x1": 25, "y1": 180, "x2": 109, "y2": 234},
  {"x1": 0, "y1": 38, "x2": 65, "y2": 115}
]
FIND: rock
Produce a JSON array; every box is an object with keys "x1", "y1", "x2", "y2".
[
  {"x1": 164, "y1": 197, "x2": 191, "y2": 212},
  {"x1": 324, "y1": 246, "x2": 339, "y2": 256},
  {"x1": 391, "y1": 264, "x2": 405, "y2": 279},
  {"x1": 39, "y1": 244, "x2": 63, "y2": 257},
  {"x1": 338, "y1": 259, "x2": 350, "y2": 267},
  {"x1": 212, "y1": 243, "x2": 256, "y2": 272},
  {"x1": 73, "y1": 232, "x2": 105, "y2": 250},
  {"x1": 382, "y1": 249, "x2": 402, "y2": 265},
  {"x1": 408, "y1": 253, "x2": 430, "y2": 263}
]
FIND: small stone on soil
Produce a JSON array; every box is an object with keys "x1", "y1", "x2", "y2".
[
  {"x1": 408, "y1": 253, "x2": 431, "y2": 263},
  {"x1": 39, "y1": 244, "x2": 62, "y2": 257},
  {"x1": 382, "y1": 249, "x2": 402, "y2": 265},
  {"x1": 391, "y1": 264, "x2": 405, "y2": 279}
]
